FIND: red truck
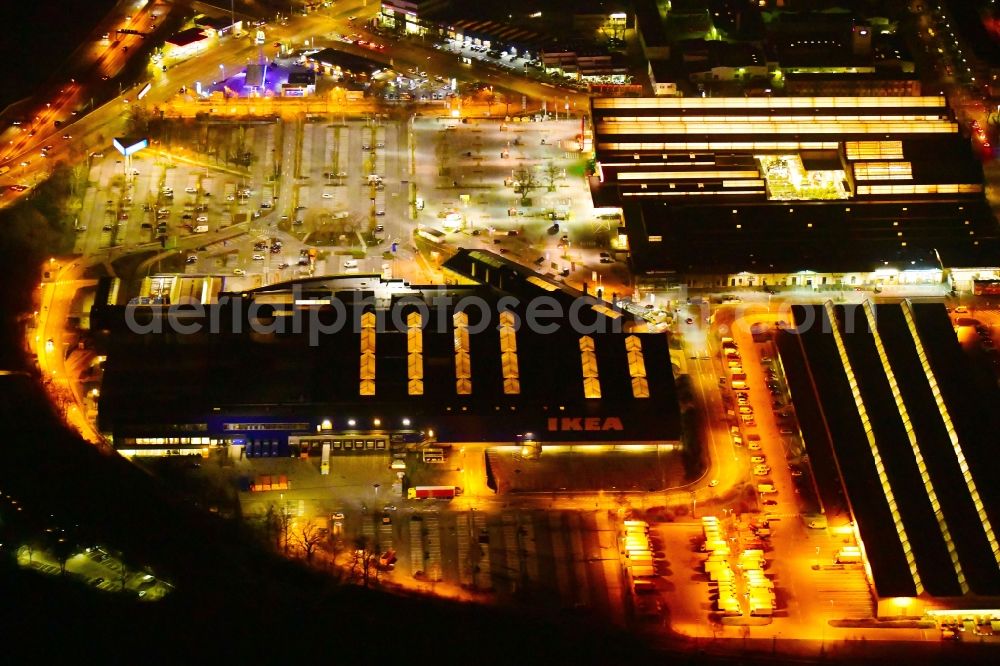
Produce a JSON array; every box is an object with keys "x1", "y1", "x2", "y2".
[{"x1": 407, "y1": 486, "x2": 457, "y2": 500}]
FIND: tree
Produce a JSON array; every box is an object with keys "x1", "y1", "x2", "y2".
[
  {"x1": 349, "y1": 535, "x2": 381, "y2": 587},
  {"x1": 512, "y1": 167, "x2": 540, "y2": 205},
  {"x1": 543, "y1": 161, "x2": 562, "y2": 192},
  {"x1": 249, "y1": 502, "x2": 282, "y2": 550},
  {"x1": 323, "y1": 536, "x2": 347, "y2": 576},
  {"x1": 278, "y1": 504, "x2": 293, "y2": 555},
  {"x1": 292, "y1": 519, "x2": 325, "y2": 562},
  {"x1": 51, "y1": 534, "x2": 74, "y2": 575},
  {"x1": 117, "y1": 552, "x2": 130, "y2": 591},
  {"x1": 126, "y1": 105, "x2": 150, "y2": 136},
  {"x1": 226, "y1": 125, "x2": 255, "y2": 167}
]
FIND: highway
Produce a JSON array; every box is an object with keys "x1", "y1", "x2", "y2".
[{"x1": 0, "y1": 0, "x2": 172, "y2": 166}]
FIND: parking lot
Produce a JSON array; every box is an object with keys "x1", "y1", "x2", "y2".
[
  {"x1": 70, "y1": 111, "x2": 637, "y2": 298},
  {"x1": 74, "y1": 116, "x2": 428, "y2": 286},
  {"x1": 722, "y1": 309, "x2": 823, "y2": 518},
  {"x1": 412, "y1": 116, "x2": 630, "y2": 297},
  {"x1": 373, "y1": 507, "x2": 626, "y2": 624},
  {"x1": 233, "y1": 449, "x2": 627, "y2": 623}
]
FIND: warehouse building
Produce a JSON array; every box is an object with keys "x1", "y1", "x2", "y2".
[
  {"x1": 590, "y1": 95, "x2": 1000, "y2": 289},
  {"x1": 776, "y1": 301, "x2": 1000, "y2": 617}
]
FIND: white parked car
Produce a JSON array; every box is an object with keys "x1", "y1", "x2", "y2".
[
  {"x1": 196, "y1": 215, "x2": 208, "y2": 222},
  {"x1": 322, "y1": 192, "x2": 333, "y2": 199},
  {"x1": 185, "y1": 186, "x2": 197, "y2": 193},
  {"x1": 233, "y1": 268, "x2": 246, "y2": 276},
  {"x1": 252, "y1": 254, "x2": 265, "y2": 261},
  {"x1": 343, "y1": 259, "x2": 358, "y2": 269}
]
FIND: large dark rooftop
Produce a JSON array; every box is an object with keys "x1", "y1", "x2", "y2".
[
  {"x1": 622, "y1": 199, "x2": 1000, "y2": 276},
  {"x1": 93, "y1": 274, "x2": 680, "y2": 447},
  {"x1": 778, "y1": 301, "x2": 1000, "y2": 598},
  {"x1": 591, "y1": 96, "x2": 999, "y2": 276}
]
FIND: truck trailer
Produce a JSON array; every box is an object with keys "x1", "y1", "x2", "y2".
[{"x1": 407, "y1": 485, "x2": 457, "y2": 500}]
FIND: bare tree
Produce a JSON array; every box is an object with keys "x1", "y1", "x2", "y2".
[
  {"x1": 543, "y1": 161, "x2": 562, "y2": 192},
  {"x1": 252, "y1": 502, "x2": 282, "y2": 551},
  {"x1": 293, "y1": 519, "x2": 325, "y2": 561},
  {"x1": 277, "y1": 504, "x2": 293, "y2": 555},
  {"x1": 52, "y1": 537, "x2": 74, "y2": 576},
  {"x1": 512, "y1": 167, "x2": 540, "y2": 205},
  {"x1": 126, "y1": 105, "x2": 150, "y2": 136},
  {"x1": 117, "y1": 553, "x2": 130, "y2": 592},
  {"x1": 349, "y1": 535, "x2": 381, "y2": 587},
  {"x1": 324, "y1": 536, "x2": 347, "y2": 575}
]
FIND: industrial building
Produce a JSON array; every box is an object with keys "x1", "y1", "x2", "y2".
[
  {"x1": 776, "y1": 301, "x2": 1000, "y2": 617},
  {"x1": 590, "y1": 95, "x2": 1000, "y2": 289}
]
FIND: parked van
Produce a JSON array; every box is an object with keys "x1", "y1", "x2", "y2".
[{"x1": 757, "y1": 483, "x2": 776, "y2": 495}]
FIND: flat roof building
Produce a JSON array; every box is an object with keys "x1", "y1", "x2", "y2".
[
  {"x1": 590, "y1": 95, "x2": 1000, "y2": 286},
  {"x1": 163, "y1": 28, "x2": 213, "y2": 62},
  {"x1": 91, "y1": 270, "x2": 682, "y2": 464},
  {"x1": 777, "y1": 301, "x2": 1000, "y2": 615}
]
